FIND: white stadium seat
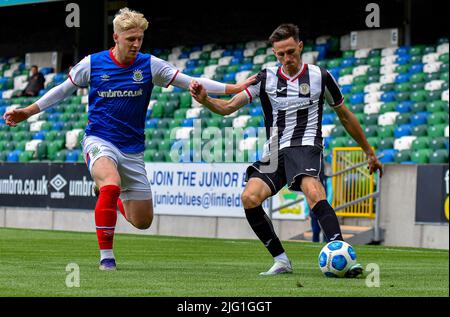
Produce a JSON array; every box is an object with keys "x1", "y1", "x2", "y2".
[
  {"x1": 186, "y1": 108, "x2": 202, "y2": 119},
  {"x1": 266, "y1": 47, "x2": 273, "y2": 55},
  {"x1": 3, "y1": 69, "x2": 14, "y2": 77},
  {"x1": 422, "y1": 53, "x2": 440, "y2": 64},
  {"x1": 29, "y1": 120, "x2": 46, "y2": 130},
  {"x1": 204, "y1": 65, "x2": 219, "y2": 77},
  {"x1": 1, "y1": 89, "x2": 14, "y2": 99},
  {"x1": 425, "y1": 80, "x2": 445, "y2": 91},
  {"x1": 239, "y1": 137, "x2": 258, "y2": 151},
  {"x1": 81, "y1": 95, "x2": 89, "y2": 105},
  {"x1": 66, "y1": 129, "x2": 83, "y2": 150},
  {"x1": 437, "y1": 43, "x2": 449, "y2": 54},
  {"x1": 423, "y1": 62, "x2": 442, "y2": 73},
  {"x1": 173, "y1": 59, "x2": 188, "y2": 70},
  {"x1": 168, "y1": 53, "x2": 180, "y2": 62},
  {"x1": 25, "y1": 139, "x2": 42, "y2": 153},
  {"x1": 321, "y1": 124, "x2": 336, "y2": 138},
  {"x1": 235, "y1": 71, "x2": 252, "y2": 83},
  {"x1": 364, "y1": 83, "x2": 383, "y2": 93},
  {"x1": 202, "y1": 44, "x2": 215, "y2": 52},
  {"x1": 380, "y1": 73, "x2": 398, "y2": 84},
  {"x1": 44, "y1": 73, "x2": 56, "y2": 88},
  {"x1": 378, "y1": 112, "x2": 399, "y2": 126},
  {"x1": 355, "y1": 48, "x2": 371, "y2": 59},
  {"x1": 189, "y1": 51, "x2": 202, "y2": 60},
  {"x1": 445, "y1": 126, "x2": 449, "y2": 138},
  {"x1": 218, "y1": 56, "x2": 233, "y2": 66},
  {"x1": 380, "y1": 64, "x2": 398, "y2": 75},
  {"x1": 394, "y1": 136, "x2": 417, "y2": 151},
  {"x1": 13, "y1": 74, "x2": 28, "y2": 90},
  {"x1": 262, "y1": 61, "x2": 278, "y2": 69},
  {"x1": 302, "y1": 51, "x2": 319, "y2": 64},
  {"x1": 352, "y1": 65, "x2": 370, "y2": 77},
  {"x1": 253, "y1": 54, "x2": 267, "y2": 65},
  {"x1": 175, "y1": 127, "x2": 194, "y2": 140},
  {"x1": 244, "y1": 48, "x2": 256, "y2": 57},
  {"x1": 210, "y1": 49, "x2": 225, "y2": 59},
  {"x1": 233, "y1": 115, "x2": 251, "y2": 128},
  {"x1": 338, "y1": 75, "x2": 353, "y2": 86},
  {"x1": 381, "y1": 47, "x2": 398, "y2": 57},
  {"x1": 364, "y1": 92, "x2": 383, "y2": 104},
  {"x1": 381, "y1": 55, "x2": 397, "y2": 65},
  {"x1": 171, "y1": 46, "x2": 183, "y2": 55},
  {"x1": 442, "y1": 90, "x2": 449, "y2": 102},
  {"x1": 364, "y1": 102, "x2": 383, "y2": 115},
  {"x1": 316, "y1": 35, "x2": 331, "y2": 45}
]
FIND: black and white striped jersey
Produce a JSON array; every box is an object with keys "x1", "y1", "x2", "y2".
[{"x1": 244, "y1": 64, "x2": 344, "y2": 150}]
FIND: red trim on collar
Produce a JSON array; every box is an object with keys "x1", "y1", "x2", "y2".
[
  {"x1": 109, "y1": 48, "x2": 136, "y2": 67},
  {"x1": 278, "y1": 64, "x2": 307, "y2": 82}
]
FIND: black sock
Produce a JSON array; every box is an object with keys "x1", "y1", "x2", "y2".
[
  {"x1": 311, "y1": 200, "x2": 343, "y2": 242},
  {"x1": 244, "y1": 205, "x2": 285, "y2": 257}
]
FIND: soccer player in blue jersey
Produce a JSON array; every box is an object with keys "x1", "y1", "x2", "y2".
[{"x1": 3, "y1": 8, "x2": 255, "y2": 271}]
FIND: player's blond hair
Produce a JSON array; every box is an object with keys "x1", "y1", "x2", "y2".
[{"x1": 113, "y1": 7, "x2": 149, "y2": 33}]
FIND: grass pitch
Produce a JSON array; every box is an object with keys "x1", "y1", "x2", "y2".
[{"x1": 0, "y1": 228, "x2": 448, "y2": 297}]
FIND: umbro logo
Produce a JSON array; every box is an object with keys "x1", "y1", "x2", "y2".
[{"x1": 101, "y1": 74, "x2": 110, "y2": 81}]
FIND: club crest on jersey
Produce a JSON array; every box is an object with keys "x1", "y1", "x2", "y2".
[
  {"x1": 132, "y1": 69, "x2": 144, "y2": 82},
  {"x1": 300, "y1": 83, "x2": 310, "y2": 95}
]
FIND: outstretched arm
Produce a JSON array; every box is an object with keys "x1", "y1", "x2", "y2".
[
  {"x1": 172, "y1": 72, "x2": 256, "y2": 95},
  {"x1": 3, "y1": 78, "x2": 77, "y2": 127},
  {"x1": 189, "y1": 80, "x2": 249, "y2": 116},
  {"x1": 334, "y1": 103, "x2": 383, "y2": 177}
]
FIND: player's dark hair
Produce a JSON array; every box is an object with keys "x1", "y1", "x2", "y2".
[
  {"x1": 269, "y1": 24, "x2": 300, "y2": 45},
  {"x1": 31, "y1": 65, "x2": 38, "y2": 70}
]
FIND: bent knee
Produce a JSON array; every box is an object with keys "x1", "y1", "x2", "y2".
[
  {"x1": 241, "y1": 191, "x2": 264, "y2": 209},
  {"x1": 133, "y1": 218, "x2": 153, "y2": 230}
]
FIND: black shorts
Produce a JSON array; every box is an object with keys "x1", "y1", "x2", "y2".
[{"x1": 245, "y1": 145, "x2": 325, "y2": 195}]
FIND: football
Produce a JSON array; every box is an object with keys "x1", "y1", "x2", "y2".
[{"x1": 318, "y1": 241, "x2": 357, "y2": 277}]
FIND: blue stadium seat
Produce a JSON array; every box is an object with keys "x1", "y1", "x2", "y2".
[
  {"x1": 249, "y1": 107, "x2": 263, "y2": 117},
  {"x1": 6, "y1": 150, "x2": 20, "y2": 162},
  {"x1": 66, "y1": 150, "x2": 81, "y2": 162},
  {"x1": 394, "y1": 124, "x2": 413, "y2": 138},
  {"x1": 223, "y1": 73, "x2": 237, "y2": 82},
  {"x1": 341, "y1": 58, "x2": 356, "y2": 67},
  {"x1": 230, "y1": 57, "x2": 241, "y2": 65},
  {"x1": 349, "y1": 93, "x2": 365, "y2": 105},
  {"x1": 396, "y1": 55, "x2": 411, "y2": 65},
  {"x1": 48, "y1": 113, "x2": 61, "y2": 121},
  {"x1": 410, "y1": 112, "x2": 429, "y2": 126},
  {"x1": 186, "y1": 60, "x2": 198, "y2": 69},
  {"x1": 396, "y1": 47, "x2": 410, "y2": 56},
  {"x1": 395, "y1": 73, "x2": 411, "y2": 83},
  {"x1": 328, "y1": 68, "x2": 341, "y2": 80},
  {"x1": 32, "y1": 131, "x2": 46, "y2": 140},
  {"x1": 396, "y1": 101, "x2": 412, "y2": 113},
  {"x1": 341, "y1": 85, "x2": 352, "y2": 94},
  {"x1": 409, "y1": 64, "x2": 424, "y2": 74},
  {"x1": 380, "y1": 92, "x2": 396, "y2": 102},
  {"x1": 51, "y1": 121, "x2": 64, "y2": 131},
  {"x1": 322, "y1": 114, "x2": 335, "y2": 125},
  {"x1": 145, "y1": 118, "x2": 159, "y2": 129},
  {"x1": 243, "y1": 127, "x2": 258, "y2": 139},
  {"x1": 179, "y1": 52, "x2": 190, "y2": 59},
  {"x1": 181, "y1": 118, "x2": 194, "y2": 127},
  {"x1": 222, "y1": 49, "x2": 234, "y2": 57},
  {"x1": 378, "y1": 149, "x2": 397, "y2": 163},
  {"x1": 233, "y1": 50, "x2": 244, "y2": 59},
  {"x1": 239, "y1": 64, "x2": 252, "y2": 71}
]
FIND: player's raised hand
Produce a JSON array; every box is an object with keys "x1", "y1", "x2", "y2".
[
  {"x1": 367, "y1": 152, "x2": 383, "y2": 178},
  {"x1": 3, "y1": 108, "x2": 31, "y2": 127},
  {"x1": 189, "y1": 80, "x2": 207, "y2": 104}
]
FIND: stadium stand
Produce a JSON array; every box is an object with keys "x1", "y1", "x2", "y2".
[{"x1": 0, "y1": 37, "x2": 448, "y2": 164}]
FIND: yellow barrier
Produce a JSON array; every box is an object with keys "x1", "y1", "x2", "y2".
[{"x1": 332, "y1": 147, "x2": 375, "y2": 218}]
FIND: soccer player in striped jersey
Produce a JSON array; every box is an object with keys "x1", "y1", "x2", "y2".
[
  {"x1": 190, "y1": 24, "x2": 383, "y2": 277},
  {"x1": 3, "y1": 8, "x2": 255, "y2": 271}
]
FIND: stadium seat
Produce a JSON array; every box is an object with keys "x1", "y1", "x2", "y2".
[
  {"x1": 411, "y1": 149, "x2": 432, "y2": 164},
  {"x1": 429, "y1": 149, "x2": 449, "y2": 163}
]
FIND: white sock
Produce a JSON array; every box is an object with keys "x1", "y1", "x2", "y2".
[
  {"x1": 100, "y1": 249, "x2": 115, "y2": 261},
  {"x1": 274, "y1": 252, "x2": 289, "y2": 263}
]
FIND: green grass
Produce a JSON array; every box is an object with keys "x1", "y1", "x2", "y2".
[{"x1": 0, "y1": 228, "x2": 448, "y2": 297}]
